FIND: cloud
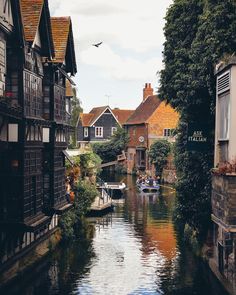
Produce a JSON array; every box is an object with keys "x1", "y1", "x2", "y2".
[
  {"x1": 50, "y1": 0, "x2": 172, "y2": 53},
  {"x1": 48, "y1": 0, "x2": 172, "y2": 110},
  {"x1": 80, "y1": 44, "x2": 162, "y2": 81}
]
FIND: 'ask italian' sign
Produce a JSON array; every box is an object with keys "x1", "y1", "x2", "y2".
[{"x1": 187, "y1": 123, "x2": 209, "y2": 151}]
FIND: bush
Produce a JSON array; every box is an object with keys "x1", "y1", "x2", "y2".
[
  {"x1": 149, "y1": 140, "x2": 171, "y2": 176},
  {"x1": 75, "y1": 180, "x2": 98, "y2": 216},
  {"x1": 92, "y1": 127, "x2": 129, "y2": 163},
  {"x1": 59, "y1": 210, "x2": 77, "y2": 241},
  {"x1": 59, "y1": 180, "x2": 98, "y2": 241},
  {"x1": 79, "y1": 152, "x2": 102, "y2": 176}
]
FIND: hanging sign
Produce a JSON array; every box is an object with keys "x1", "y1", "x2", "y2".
[{"x1": 187, "y1": 123, "x2": 209, "y2": 151}]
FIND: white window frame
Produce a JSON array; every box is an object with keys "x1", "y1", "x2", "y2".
[
  {"x1": 95, "y1": 126, "x2": 103, "y2": 138},
  {"x1": 111, "y1": 127, "x2": 117, "y2": 136},
  {"x1": 84, "y1": 127, "x2": 89, "y2": 137},
  {"x1": 217, "y1": 92, "x2": 230, "y2": 141}
]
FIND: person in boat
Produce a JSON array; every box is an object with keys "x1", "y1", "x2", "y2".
[
  {"x1": 136, "y1": 176, "x2": 143, "y2": 185},
  {"x1": 148, "y1": 176, "x2": 154, "y2": 186}
]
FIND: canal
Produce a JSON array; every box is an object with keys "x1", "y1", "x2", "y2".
[{"x1": 5, "y1": 174, "x2": 228, "y2": 295}]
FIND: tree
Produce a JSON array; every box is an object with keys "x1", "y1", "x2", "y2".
[
  {"x1": 149, "y1": 140, "x2": 171, "y2": 177},
  {"x1": 92, "y1": 126, "x2": 129, "y2": 163},
  {"x1": 70, "y1": 87, "x2": 83, "y2": 148},
  {"x1": 159, "y1": 0, "x2": 236, "y2": 239}
]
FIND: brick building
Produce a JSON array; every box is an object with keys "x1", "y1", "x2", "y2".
[{"x1": 124, "y1": 83, "x2": 179, "y2": 174}]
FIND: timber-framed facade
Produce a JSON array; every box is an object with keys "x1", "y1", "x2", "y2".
[{"x1": 0, "y1": 0, "x2": 77, "y2": 276}]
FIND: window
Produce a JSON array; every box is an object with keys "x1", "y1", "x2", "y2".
[
  {"x1": 43, "y1": 128, "x2": 50, "y2": 143},
  {"x1": 8, "y1": 124, "x2": 18, "y2": 142},
  {"x1": 163, "y1": 128, "x2": 171, "y2": 137},
  {"x1": 0, "y1": 39, "x2": 6, "y2": 97},
  {"x1": 218, "y1": 93, "x2": 230, "y2": 141},
  {"x1": 95, "y1": 127, "x2": 103, "y2": 138},
  {"x1": 55, "y1": 130, "x2": 66, "y2": 142},
  {"x1": 111, "y1": 127, "x2": 117, "y2": 136},
  {"x1": 84, "y1": 127, "x2": 89, "y2": 137}
]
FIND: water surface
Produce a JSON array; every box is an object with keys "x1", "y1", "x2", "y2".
[{"x1": 4, "y1": 174, "x2": 228, "y2": 295}]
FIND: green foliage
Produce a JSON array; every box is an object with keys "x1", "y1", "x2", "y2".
[
  {"x1": 159, "y1": 0, "x2": 236, "y2": 239},
  {"x1": 69, "y1": 87, "x2": 83, "y2": 148},
  {"x1": 75, "y1": 181, "x2": 98, "y2": 216},
  {"x1": 59, "y1": 210, "x2": 77, "y2": 241},
  {"x1": 59, "y1": 180, "x2": 98, "y2": 241},
  {"x1": 92, "y1": 126, "x2": 129, "y2": 163},
  {"x1": 65, "y1": 155, "x2": 80, "y2": 169},
  {"x1": 149, "y1": 140, "x2": 171, "y2": 176},
  {"x1": 79, "y1": 152, "x2": 102, "y2": 176}
]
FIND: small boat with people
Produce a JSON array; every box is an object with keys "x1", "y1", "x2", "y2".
[{"x1": 136, "y1": 175, "x2": 160, "y2": 193}]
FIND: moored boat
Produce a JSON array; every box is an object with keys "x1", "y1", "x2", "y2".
[{"x1": 97, "y1": 182, "x2": 126, "y2": 199}]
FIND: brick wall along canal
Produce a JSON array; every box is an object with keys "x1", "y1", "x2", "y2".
[{"x1": 4, "y1": 174, "x2": 228, "y2": 295}]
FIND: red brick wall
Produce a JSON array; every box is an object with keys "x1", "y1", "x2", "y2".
[{"x1": 127, "y1": 124, "x2": 148, "y2": 148}]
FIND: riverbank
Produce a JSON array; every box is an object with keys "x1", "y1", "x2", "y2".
[{"x1": 0, "y1": 228, "x2": 61, "y2": 291}]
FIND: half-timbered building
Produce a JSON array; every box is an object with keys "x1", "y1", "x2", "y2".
[{"x1": 0, "y1": 0, "x2": 77, "y2": 278}]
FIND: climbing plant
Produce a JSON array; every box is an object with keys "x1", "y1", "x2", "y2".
[
  {"x1": 159, "y1": 0, "x2": 236, "y2": 240},
  {"x1": 149, "y1": 140, "x2": 171, "y2": 177}
]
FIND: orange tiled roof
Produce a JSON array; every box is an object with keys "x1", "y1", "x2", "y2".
[
  {"x1": 80, "y1": 113, "x2": 94, "y2": 126},
  {"x1": 125, "y1": 95, "x2": 162, "y2": 125},
  {"x1": 112, "y1": 109, "x2": 134, "y2": 125},
  {"x1": 51, "y1": 17, "x2": 70, "y2": 63},
  {"x1": 66, "y1": 80, "x2": 73, "y2": 97},
  {"x1": 20, "y1": 0, "x2": 44, "y2": 42}
]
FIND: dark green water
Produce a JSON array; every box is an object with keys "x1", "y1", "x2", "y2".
[{"x1": 4, "y1": 174, "x2": 228, "y2": 295}]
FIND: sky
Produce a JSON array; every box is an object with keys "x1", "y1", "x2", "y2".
[{"x1": 49, "y1": 0, "x2": 173, "y2": 112}]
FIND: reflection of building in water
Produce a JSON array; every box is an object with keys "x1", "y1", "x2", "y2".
[
  {"x1": 89, "y1": 213, "x2": 113, "y2": 232},
  {"x1": 145, "y1": 222, "x2": 177, "y2": 260},
  {"x1": 48, "y1": 261, "x2": 59, "y2": 292},
  {"x1": 128, "y1": 185, "x2": 177, "y2": 261}
]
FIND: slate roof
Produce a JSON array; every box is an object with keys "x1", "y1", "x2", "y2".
[
  {"x1": 125, "y1": 95, "x2": 162, "y2": 125},
  {"x1": 20, "y1": 0, "x2": 44, "y2": 42},
  {"x1": 51, "y1": 17, "x2": 71, "y2": 63},
  {"x1": 112, "y1": 109, "x2": 134, "y2": 125}
]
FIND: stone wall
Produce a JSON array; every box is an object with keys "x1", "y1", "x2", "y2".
[
  {"x1": 211, "y1": 174, "x2": 236, "y2": 294},
  {"x1": 212, "y1": 174, "x2": 236, "y2": 226}
]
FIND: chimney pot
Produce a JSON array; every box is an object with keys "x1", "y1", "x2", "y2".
[{"x1": 143, "y1": 82, "x2": 153, "y2": 101}]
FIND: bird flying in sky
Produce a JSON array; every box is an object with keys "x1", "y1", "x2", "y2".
[{"x1": 92, "y1": 42, "x2": 103, "y2": 48}]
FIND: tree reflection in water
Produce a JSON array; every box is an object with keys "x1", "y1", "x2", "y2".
[{"x1": 3, "y1": 172, "x2": 229, "y2": 295}]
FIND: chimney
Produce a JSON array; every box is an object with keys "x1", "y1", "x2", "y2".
[{"x1": 143, "y1": 83, "x2": 153, "y2": 101}]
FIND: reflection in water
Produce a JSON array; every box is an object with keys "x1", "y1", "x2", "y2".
[{"x1": 3, "y1": 173, "x2": 228, "y2": 295}]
